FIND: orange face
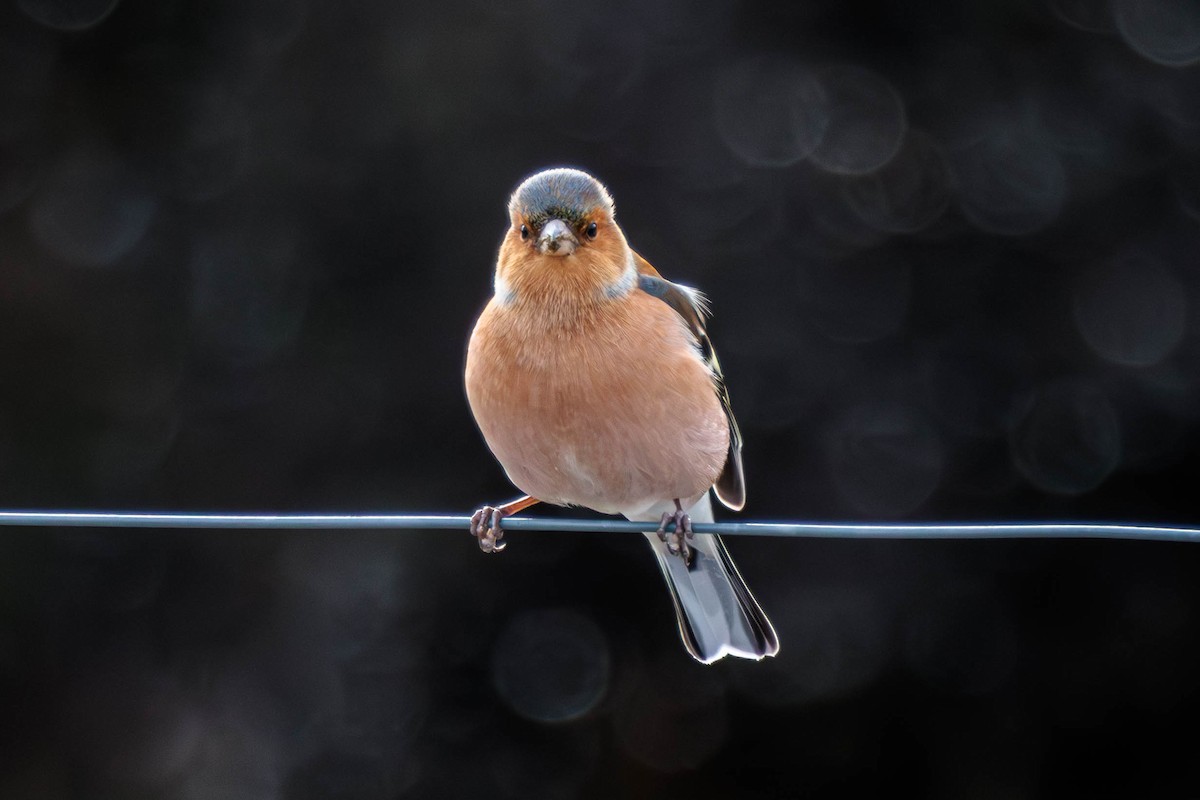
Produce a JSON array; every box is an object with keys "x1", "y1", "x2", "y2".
[{"x1": 495, "y1": 169, "x2": 634, "y2": 305}]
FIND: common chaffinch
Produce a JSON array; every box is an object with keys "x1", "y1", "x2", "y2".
[{"x1": 465, "y1": 168, "x2": 778, "y2": 663}]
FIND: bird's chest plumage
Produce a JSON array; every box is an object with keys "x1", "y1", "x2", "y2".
[{"x1": 465, "y1": 292, "x2": 729, "y2": 515}]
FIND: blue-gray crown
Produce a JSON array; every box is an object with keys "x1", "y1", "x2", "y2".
[{"x1": 508, "y1": 168, "x2": 614, "y2": 228}]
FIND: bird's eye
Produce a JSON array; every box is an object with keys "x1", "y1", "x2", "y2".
[
  {"x1": 520, "y1": 224, "x2": 529, "y2": 240},
  {"x1": 586, "y1": 222, "x2": 598, "y2": 239}
]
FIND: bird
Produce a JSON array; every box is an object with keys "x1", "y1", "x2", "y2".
[{"x1": 464, "y1": 167, "x2": 778, "y2": 663}]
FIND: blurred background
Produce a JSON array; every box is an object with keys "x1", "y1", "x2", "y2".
[{"x1": 2, "y1": 0, "x2": 1200, "y2": 796}]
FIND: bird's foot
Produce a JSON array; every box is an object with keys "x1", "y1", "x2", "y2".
[
  {"x1": 468, "y1": 495, "x2": 540, "y2": 554},
  {"x1": 470, "y1": 506, "x2": 508, "y2": 553},
  {"x1": 656, "y1": 504, "x2": 694, "y2": 566}
]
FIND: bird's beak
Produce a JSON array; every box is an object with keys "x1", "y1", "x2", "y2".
[{"x1": 537, "y1": 218, "x2": 578, "y2": 256}]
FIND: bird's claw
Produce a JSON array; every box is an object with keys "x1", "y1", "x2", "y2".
[
  {"x1": 470, "y1": 506, "x2": 508, "y2": 554},
  {"x1": 656, "y1": 508, "x2": 694, "y2": 566}
]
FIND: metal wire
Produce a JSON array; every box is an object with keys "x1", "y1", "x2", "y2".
[{"x1": 2, "y1": 510, "x2": 1200, "y2": 542}]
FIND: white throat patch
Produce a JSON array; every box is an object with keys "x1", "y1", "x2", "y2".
[
  {"x1": 494, "y1": 272, "x2": 516, "y2": 305},
  {"x1": 601, "y1": 250, "x2": 638, "y2": 300}
]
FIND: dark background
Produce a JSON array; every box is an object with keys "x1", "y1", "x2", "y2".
[{"x1": 2, "y1": 0, "x2": 1200, "y2": 796}]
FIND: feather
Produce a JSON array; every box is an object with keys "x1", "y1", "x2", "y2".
[
  {"x1": 634, "y1": 256, "x2": 746, "y2": 511},
  {"x1": 632, "y1": 495, "x2": 778, "y2": 662}
]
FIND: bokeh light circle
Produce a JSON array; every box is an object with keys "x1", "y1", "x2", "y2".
[
  {"x1": 1008, "y1": 379, "x2": 1121, "y2": 495},
  {"x1": 1072, "y1": 254, "x2": 1188, "y2": 367},
  {"x1": 1112, "y1": 0, "x2": 1200, "y2": 67},
  {"x1": 952, "y1": 126, "x2": 1067, "y2": 236},
  {"x1": 29, "y1": 150, "x2": 157, "y2": 268},
  {"x1": 17, "y1": 0, "x2": 121, "y2": 31},
  {"x1": 713, "y1": 55, "x2": 827, "y2": 168},
  {"x1": 809, "y1": 65, "x2": 907, "y2": 176},
  {"x1": 491, "y1": 608, "x2": 609, "y2": 723},
  {"x1": 842, "y1": 129, "x2": 952, "y2": 233}
]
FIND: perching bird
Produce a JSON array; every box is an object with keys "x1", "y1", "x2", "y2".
[{"x1": 465, "y1": 167, "x2": 778, "y2": 663}]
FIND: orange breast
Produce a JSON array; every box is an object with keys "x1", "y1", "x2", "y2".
[{"x1": 465, "y1": 291, "x2": 729, "y2": 515}]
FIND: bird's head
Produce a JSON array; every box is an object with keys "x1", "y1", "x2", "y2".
[{"x1": 495, "y1": 168, "x2": 633, "y2": 304}]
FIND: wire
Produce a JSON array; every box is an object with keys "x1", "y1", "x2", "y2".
[{"x1": 1, "y1": 510, "x2": 1199, "y2": 542}]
